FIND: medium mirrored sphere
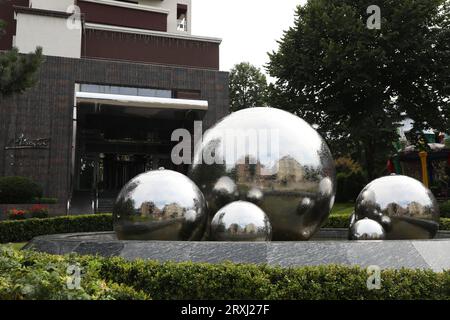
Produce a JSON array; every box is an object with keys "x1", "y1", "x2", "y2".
[
  {"x1": 210, "y1": 201, "x2": 272, "y2": 241},
  {"x1": 355, "y1": 175, "x2": 440, "y2": 239},
  {"x1": 189, "y1": 107, "x2": 336, "y2": 240},
  {"x1": 113, "y1": 169, "x2": 207, "y2": 240},
  {"x1": 350, "y1": 218, "x2": 386, "y2": 240}
]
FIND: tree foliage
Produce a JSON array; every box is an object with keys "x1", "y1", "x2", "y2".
[
  {"x1": 267, "y1": 0, "x2": 450, "y2": 179},
  {"x1": 229, "y1": 62, "x2": 269, "y2": 112},
  {"x1": 0, "y1": 20, "x2": 43, "y2": 97}
]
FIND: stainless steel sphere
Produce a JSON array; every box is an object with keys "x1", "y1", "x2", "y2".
[
  {"x1": 189, "y1": 107, "x2": 336, "y2": 240},
  {"x1": 350, "y1": 218, "x2": 386, "y2": 240},
  {"x1": 354, "y1": 175, "x2": 440, "y2": 239},
  {"x1": 113, "y1": 169, "x2": 207, "y2": 240},
  {"x1": 210, "y1": 201, "x2": 272, "y2": 241}
]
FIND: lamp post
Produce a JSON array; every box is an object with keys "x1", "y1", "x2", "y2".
[{"x1": 419, "y1": 151, "x2": 429, "y2": 187}]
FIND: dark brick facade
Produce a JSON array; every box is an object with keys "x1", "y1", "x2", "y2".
[
  {"x1": 77, "y1": 0, "x2": 168, "y2": 32},
  {"x1": 82, "y1": 29, "x2": 220, "y2": 70},
  {"x1": 0, "y1": 56, "x2": 229, "y2": 213}
]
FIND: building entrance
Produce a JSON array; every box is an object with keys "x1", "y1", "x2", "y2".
[{"x1": 71, "y1": 102, "x2": 201, "y2": 213}]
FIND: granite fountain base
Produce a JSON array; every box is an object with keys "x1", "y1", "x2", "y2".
[{"x1": 24, "y1": 229, "x2": 450, "y2": 271}]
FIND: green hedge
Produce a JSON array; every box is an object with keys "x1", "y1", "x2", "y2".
[
  {"x1": 1, "y1": 247, "x2": 448, "y2": 300},
  {"x1": 0, "y1": 213, "x2": 449, "y2": 243},
  {"x1": 0, "y1": 176, "x2": 43, "y2": 204},
  {"x1": 441, "y1": 218, "x2": 450, "y2": 231},
  {"x1": 440, "y1": 201, "x2": 450, "y2": 218},
  {"x1": 0, "y1": 247, "x2": 148, "y2": 300},
  {"x1": 324, "y1": 213, "x2": 450, "y2": 231},
  {"x1": 32, "y1": 197, "x2": 58, "y2": 204},
  {"x1": 324, "y1": 213, "x2": 353, "y2": 228},
  {"x1": 99, "y1": 259, "x2": 450, "y2": 300},
  {"x1": 0, "y1": 214, "x2": 113, "y2": 243}
]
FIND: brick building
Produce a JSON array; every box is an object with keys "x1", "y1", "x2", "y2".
[{"x1": 0, "y1": 0, "x2": 229, "y2": 214}]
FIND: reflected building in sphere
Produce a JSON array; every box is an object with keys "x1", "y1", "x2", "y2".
[
  {"x1": 349, "y1": 218, "x2": 386, "y2": 240},
  {"x1": 210, "y1": 201, "x2": 272, "y2": 241},
  {"x1": 113, "y1": 169, "x2": 207, "y2": 241},
  {"x1": 190, "y1": 107, "x2": 336, "y2": 241},
  {"x1": 354, "y1": 175, "x2": 440, "y2": 239}
]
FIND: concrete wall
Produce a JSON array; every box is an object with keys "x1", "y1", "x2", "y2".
[
  {"x1": 0, "y1": 56, "x2": 229, "y2": 213},
  {"x1": 14, "y1": 12, "x2": 82, "y2": 58},
  {"x1": 141, "y1": 0, "x2": 192, "y2": 34},
  {"x1": 30, "y1": 0, "x2": 75, "y2": 12},
  {"x1": 0, "y1": 0, "x2": 29, "y2": 50}
]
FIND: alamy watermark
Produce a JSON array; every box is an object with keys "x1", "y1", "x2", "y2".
[
  {"x1": 367, "y1": 5, "x2": 381, "y2": 30},
  {"x1": 367, "y1": 265, "x2": 382, "y2": 290},
  {"x1": 171, "y1": 121, "x2": 280, "y2": 175},
  {"x1": 67, "y1": 264, "x2": 83, "y2": 290},
  {"x1": 66, "y1": 5, "x2": 82, "y2": 30}
]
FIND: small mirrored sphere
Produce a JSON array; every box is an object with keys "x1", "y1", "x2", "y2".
[
  {"x1": 113, "y1": 169, "x2": 207, "y2": 241},
  {"x1": 355, "y1": 175, "x2": 440, "y2": 239},
  {"x1": 247, "y1": 188, "x2": 264, "y2": 205},
  {"x1": 350, "y1": 218, "x2": 386, "y2": 240},
  {"x1": 210, "y1": 201, "x2": 272, "y2": 241},
  {"x1": 189, "y1": 107, "x2": 336, "y2": 240},
  {"x1": 211, "y1": 176, "x2": 239, "y2": 210}
]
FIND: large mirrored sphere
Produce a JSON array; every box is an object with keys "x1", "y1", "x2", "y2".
[
  {"x1": 355, "y1": 175, "x2": 440, "y2": 239},
  {"x1": 189, "y1": 107, "x2": 336, "y2": 240},
  {"x1": 210, "y1": 201, "x2": 272, "y2": 241},
  {"x1": 113, "y1": 169, "x2": 207, "y2": 241},
  {"x1": 349, "y1": 218, "x2": 386, "y2": 240}
]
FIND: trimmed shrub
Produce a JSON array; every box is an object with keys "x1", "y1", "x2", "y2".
[
  {"x1": 0, "y1": 214, "x2": 113, "y2": 243},
  {"x1": 32, "y1": 198, "x2": 58, "y2": 204},
  {"x1": 2, "y1": 248, "x2": 447, "y2": 300},
  {"x1": 0, "y1": 213, "x2": 448, "y2": 244},
  {"x1": 0, "y1": 247, "x2": 149, "y2": 300},
  {"x1": 324, "y1": 213, "x2": 450, "y2": 231},
  {"x1": 0, "y1": 176, "x2": 43, "y2": 204},
  {"x1": 98, "y1": 258, "x2": 450, "y2": 300},
  {"x1": 441, "y1": 217, "x2": 450, "y2": 231},
  {"x1": 440, "y1": 201, "x2": 450, "y2": 218},
  {"x1": 323, "y1": 213, "x2": 353, "y2": 228}
]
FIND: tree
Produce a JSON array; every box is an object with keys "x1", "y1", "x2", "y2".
[
  {"x1": 229, "y1": 62, "x2": 269, "y2": 112},
  {"x1": 0, "y1": 20, "x2": 43, "y2": 97},
  {"x1": 267, "y1": 0, "x2": 450, "y2": 180}
]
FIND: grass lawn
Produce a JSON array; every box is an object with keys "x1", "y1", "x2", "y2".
[{"x1": 330, "y1": 202, "x2": 354, "y2": 216}]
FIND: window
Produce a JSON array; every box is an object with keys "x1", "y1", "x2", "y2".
[
  {"x1": 80, "y1": 84, "x2": 172, "y2": 99},
  {"x1": 177, "y1": 4, "x2": 188, "y2": 32},
  {"x1": 175, "y1": 90, "x2": 201, "y2": 100}
]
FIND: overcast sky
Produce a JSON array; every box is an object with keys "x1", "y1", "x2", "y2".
[{"x1": 192, "y1": 0, "x2": 306, "y2": 75}]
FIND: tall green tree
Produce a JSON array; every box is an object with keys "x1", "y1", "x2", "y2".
[
  {"x1": 0, "y1": 20, "x2": 43, "y2": 97},
  {"x1": 267, "y1": 0, "x2": 450, "y2": 179},
  {"x1": 229, "y1": 62, "x2": 269, "y2": 112}
]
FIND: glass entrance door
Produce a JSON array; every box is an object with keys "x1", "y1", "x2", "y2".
[{"x1": 99, "y1": 154, "x2": 150, "y2": 192}]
